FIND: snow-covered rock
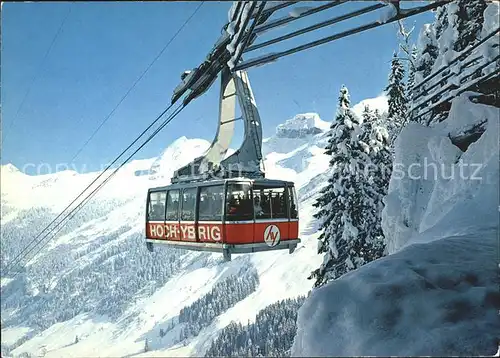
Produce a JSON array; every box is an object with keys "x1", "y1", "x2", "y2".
[
  {"x1": 275, "y1": 113, "x2": 330, "y2": 139},
  {"x1": 383, "y1": 94, "x2": 499, "y2": 254},
  {"x1": 263, "y1": 113, "x2": 330, "y2": 164}
]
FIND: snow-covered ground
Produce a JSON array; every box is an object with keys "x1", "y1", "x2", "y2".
[
  {"x1": 292, "y1": 231, "x2": 499, "y2": 356},
  {"x1": 291, "y1": 94, "x2": 499, "y2": 356},
  {"x1": 0, "y1": 97, "x2": 389, "y2": 357},
  {"x1": 383, "y1": 92, "x2": 499, "y2": 253}
]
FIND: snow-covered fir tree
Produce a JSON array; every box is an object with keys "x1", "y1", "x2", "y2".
[
  {"x1": 176, "y1": 269, "x2": 259, "y2": 340},
  {"x1": 385, "y1": 52, "x2": 407, "y2": 137},
  {"x1": 309, "y1": 86, "x2": 383, "y2": 288},
  {"x1": 205, "y1": 296, "x2": 306, "y2": 357},
  {"x1": 449, "y1": 0, "x2": 493, "y2": 100},
  {"x1": 414, "y1": 24, "x2": 439, "y2": 82},
  {"x1": 434, "y1": 5, "x2": 449, "y2": 41},
  {"x1": 406, "y1": 45, "x2": 418, "y2": 102},
  {"x1": 452, "y1": 0, "x2": 488, "y2": 52},
  {"x1": 358, "y1": 106, "x2": 391, "y2": 255}
]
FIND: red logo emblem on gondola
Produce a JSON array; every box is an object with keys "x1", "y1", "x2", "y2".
[{"x1": 264, "y1": 225, "x2": 280, "y2": 247}]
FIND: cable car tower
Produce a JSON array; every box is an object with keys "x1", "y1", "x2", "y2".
[{"x1": 145, "y1": 0, "x2": 449, "y2": 261}]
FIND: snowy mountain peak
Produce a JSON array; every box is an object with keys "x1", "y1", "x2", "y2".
[
  {"x1": 148, "y1": 136, "x2": 210, "y2": 180},
  {"x1": 1, "y1": 163, "x2": 21, "y2": 175},
  {"x1": 276, "y1": 113, "x2": 330, "y2": 139}
]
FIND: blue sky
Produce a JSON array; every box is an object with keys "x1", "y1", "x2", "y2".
[{"x1": 2, "y1": 2, "x2": 434, "y2": 175}]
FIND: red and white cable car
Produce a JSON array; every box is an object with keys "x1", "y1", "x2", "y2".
[
  {"x1": 145, "y1": 62, "x2": 301, "y2": 260},
  {"x1": 146, "y1": 178, "x2": 299, "y2": 261}
]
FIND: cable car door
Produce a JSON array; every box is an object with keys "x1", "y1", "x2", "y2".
[
  {"x1": 179, "y1": 187, "x2": 198, "y2": 242},
  {"x1": 225, "y1": 182, "x2": 254, "y2": 245},
  {"x1": 253, "y1": 184, "x2": 290, "y2": 246},
  {"x1": 165, "y1": 189, "x2": 181, "y2": 241},
  {"x1": 146, "y1": 190, "x2": 167, "y2": 240},
  {"x1": 198, "y1": 184, "x2": 225, "y2": 245},
  {"x1": 288, "y1": 186, "x2": 299, "y2": 240}
]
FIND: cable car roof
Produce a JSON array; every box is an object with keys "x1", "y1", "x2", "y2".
[{"x1": 148, "y1": 177, "x2": 295, "y2": 192}]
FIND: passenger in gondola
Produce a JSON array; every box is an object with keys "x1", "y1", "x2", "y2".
[
  {"x1": 272, "y1": 194, "x2": 281, "y2": 215},
  {"x1": 228, "y1": 196, "x2": 238, "y2": 216},
  {"x1": 254, "y1": 196, "x2": 263, "y2": 217},
  {"x1": 261, "y1": 195, "x2": 270, "y2": 217},
  {"x1": 152, "y1": 203, "x2": 164, "y2": 219},
  {"x1": 241, "y1": 196, "x2": 252, "y2": 218}
]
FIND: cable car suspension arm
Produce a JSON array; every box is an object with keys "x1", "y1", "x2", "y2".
[
  {"x1": 171, "y1": 1, "x2": 448, "y2": 108},
  {"x1": 235, "y1": 1, "x2": 449, "y2": 71}
]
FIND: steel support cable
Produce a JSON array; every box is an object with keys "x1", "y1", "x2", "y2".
[
  {"x1": 4, "y1": 4, "x2": 73, "y2": 137},
  {"x1": 230, "y1": 2, "x2": 265, "y2": 68},
  {"x1": 413, "y1": 26, "x2": 500, "y2": 93},
  {"x1": 235, "y1": 1, "x2": 448, "y2": 71},
  {"x1": 413, "y1": 53, "x2": 500, "y2": 113},
  {"x1": 2, "y1": 2, "x2": 204, "y2": 276},
  {"x1": 244, "y1": 2, "x2": 385, "y2": 53},
  {"x1": 2, "y1": 103, "x2": 185, "y2": 279},
  {"x1": 2, "y1": 101, "x2": 177, "y2": 275},
  {"x1": 255, "y1": 1, "x2": 297, "y2": 20},
  {"x1": 253, "y1": 1, "x2": 346, "y2": 35},
  {"x1": 69, "y1": 1, "x2": 204, "y2": 164}
]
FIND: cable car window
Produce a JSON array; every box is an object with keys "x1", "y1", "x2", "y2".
[
  {"x1": 199, "y1": 185, "x2": 224, "y2": 221},
  {"x1": 226, "y1": 183, "x2": 253, "y2": 221},
  {"x1": 289, "y1": 186, "x2": 298, "y2": 219},
  {"x1": 253, "y1": 186, "x2": 287, "y2": 219},
  {"x1": 181, "y1": 187, "x2": 197, "y2": 221},
  {"x1": 148, "y1": 191, "x2": 166, "y2": 221},
  {"x1": 165, "y1": 190, "x2": 180, "y2": 221}
]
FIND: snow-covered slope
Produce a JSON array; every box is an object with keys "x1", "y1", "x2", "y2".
[
  {"x1": 148, "y1": 137, "x2": 210, "y2": 180},
  {"x1": 0, "y1": 106, "x2": 348, "y2": 357},
  {"x1": 292, "y1": 230, "x2": 499, "y2": 356},
  {"x1": 291, "y1": 94, "x2": 500, "y2": 356}
]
